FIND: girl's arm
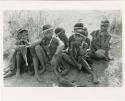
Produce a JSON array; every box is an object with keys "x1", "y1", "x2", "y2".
[{"x1": 28, "y1": 38, "x2": 43, "y2": 48}]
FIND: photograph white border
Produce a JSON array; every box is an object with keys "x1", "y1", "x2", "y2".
[{"x1": 0, "y1": 1, "x2": 124, "y2": 101}]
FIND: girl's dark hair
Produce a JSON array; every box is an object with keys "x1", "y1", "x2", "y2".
[
  {"x1": 55, "y1": 27, "x2": 65, "y2": 34},
  {"x1": 18, "y1": 29, "x2": 28, "y2": 34},
  {"x1": 42, "y1": 24, "x2": 52, "y2": 31},
  {"x1": 74, "y1": 23, "x2": 84, "y2": 28}
]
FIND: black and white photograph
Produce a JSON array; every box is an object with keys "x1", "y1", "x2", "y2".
[{"x1": 3, "y1": 10, "x2": 122, "y2": 87}]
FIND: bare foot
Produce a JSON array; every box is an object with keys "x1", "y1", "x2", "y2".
[
  {"x1": 78, "y1": 64, "x2": 82, "y2": 70},
  {"x1": 15, "y1": 72, "x2": 21, "y2": 78},
  {"x1": 35, "y1": 74, "x2": 43, "y2": 82},
  {"x1": 104, "y1": 56, "x2": 114, "y2": 61},
  {"x1": 4, "y1": 71, "x2": 15, "y2": 78},
  {"x1": 28, "y1": 71, "x2": 34, "y2": 76},
  {"x1": 92, "y1": 76, "x2": 99, "y2": 84},
  {"x1": 38, "y1": 66, "x2": 45, "y2": 74}
]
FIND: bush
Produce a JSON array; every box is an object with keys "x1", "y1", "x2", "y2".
[{"x1": 110, "y1": 15, "x2": 122, "y2": 35}]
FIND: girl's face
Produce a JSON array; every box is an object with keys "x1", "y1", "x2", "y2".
[
  {"x1": 55, "y1": 31, "x2": 64, "y2": 39},
  {"x1": 43, "y1": 29, "x2": 53, "y2": 38},
  {"x1": 101, "y1": 24, "x2": 109, "y2": 32},
  {"x1": 74, "y1": 28, "x2": 83, "y2": 34}
]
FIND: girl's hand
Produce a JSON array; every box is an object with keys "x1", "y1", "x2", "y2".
[
  {"x1": 26, "y1": 44, "x2": 32, "y2": 48},
  {"x1": 77, "y1": 64, "x2": 82, "y2": 70},
  {"x1": 16, "y1": 45, "x2": 26, "y2": 50},
  {"x1": 62, "y1": 48, "x2": 68, "y2": 53}
]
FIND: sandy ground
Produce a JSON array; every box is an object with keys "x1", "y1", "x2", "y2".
[{"x1": 3, "y1": 34, "x2": 122, "y2": 87}]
